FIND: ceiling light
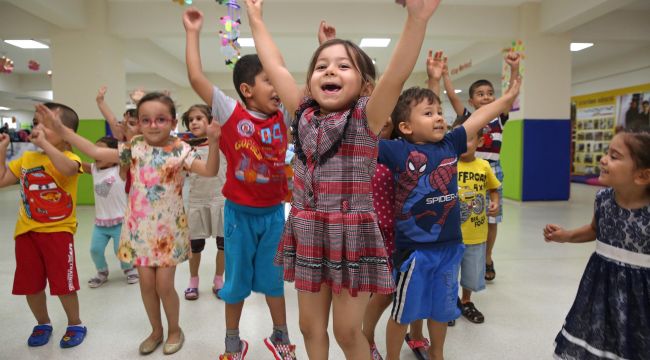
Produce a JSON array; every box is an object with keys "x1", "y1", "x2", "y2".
[
  {"x1": 443, "y1": 90, "x2": 462, "y2": 94},
  {"x1": 238, "y1": 38, "x2": 255, "y2": 47},
  {"x1": 4, "y1": 40, "x2": 49, "y2": 49},
  {"x1": 360, "y1": 38, "x2": 391, "y2": 48},
  {"x1": 570, "y1": 42, "x2": 593, "y2": 52},
  {"x1": 0, "y1": 107, "x2": 10, "y2": 111}
]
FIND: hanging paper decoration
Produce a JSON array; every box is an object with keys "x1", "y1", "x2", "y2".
[
  {"x1": 217, "y1": 0, "x2": 241, "y2": 69},
  {"x1": 28, "y1": 60, "x2": 40, "y2": 71},
  {"x1": 0, "y1": 56, "x2": 14, "y2": 74},
  {"x1": 172, "y1": 0, "x2": 193, "y2": 6}
]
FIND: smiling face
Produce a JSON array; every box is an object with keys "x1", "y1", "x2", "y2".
[
  {"x1": 186, "y1": 108, "x2": 210, "y2": 138},
  {"x1": 468, "y1": 84, "x2": 495, "y2": 110},
  {"x1": 138, "y1": 100, "x2": 176, "y2": 147},
  {"x1": 600, "y1": 133, "x2": 650, "y2": 192},
  {"x1": 308, "y1": 43, "x2": 365, "y2": 114},
  {"x1": 244, "y1": 71, "x2": 281, "y2": 115},
  {"x1": 398, "y1": 99, "x2": 446, "y2": 144}
]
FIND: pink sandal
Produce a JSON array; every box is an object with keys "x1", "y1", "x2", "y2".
[
  {"x1": 405, "y1": 334, "x2": 430, "y2": 360},
  {"x1": 184, "y1": 287, "x2": 199, "y2": 300}
]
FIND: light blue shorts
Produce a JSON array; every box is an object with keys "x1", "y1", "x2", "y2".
[
  {"x1": 390, "y1": 244, "x2": 464, "y2": 324},
  {"x1": 218, "y1": 200, "x2": 285, "y2": 304},
  {"x1": 488, "y1": 161, "x2": 503, "y2": 224},
  {"x1": 460, "y1": 242, "x2": 486, "y2": 292}
]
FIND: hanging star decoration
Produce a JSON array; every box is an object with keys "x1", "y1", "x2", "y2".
[
  {"x1": 28, "y1": 60, "x2": 40, "y2": 71},
  {"x1": 1, "y1": 56, "x2": 14, "y2": 74},
  {"x1": 217, "y1": 0, "x2": 241, "y2": 69}
]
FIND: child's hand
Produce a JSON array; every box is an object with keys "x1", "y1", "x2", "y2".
[
  {"x1": 96, "y1": 86, "x2": 107, "y2": 103},
  {"x1": 244, "y1": 0, "x2": 264, "y2": 21},
  {"x1": 318, "y1": 21, "x2": 336, "y2": 44},
  {"x1": 206, "y1": 120, "x2": 221, "y2": 143},
  {"x1": 487, "y1": 202, "x2": 499, "y2": 217},
  {"x1": 34, "y1": 104, "x2": 65, "y2": 132},
  {"x1": 426, "y1": 50, "x2": 445, "y2": 81},
  {"x1": 544, "y1": 224, "x2": 569, "y2": 243},
  {"x1": 405, "y1": 0, "x2": 442, "y2": 22},
  {"x1": 503, "y1": 75, "x2": 522, "y2": 102},
  {"x1": 505, "y1": 50, "x2": 521, "y2": 69},
  {"x1": 0, "y1": 133, "x2": 10, "y2": 150},
  {"x1": 442, "y1": 55, "x2": 449, "y2": 76},
  {"x1": 182, "y1": 7, "x2": 204, "y2": 32},
  {"x1": 130, "y1": 88, "x2": 145, "y2": 103},
  {"x1": 29, "y1": 125, "x2": 48, "y2": 149}
]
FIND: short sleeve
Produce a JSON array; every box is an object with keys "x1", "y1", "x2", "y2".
[
  {"x1": 7, "y1": 156, "x2": 23, "y2": 179},
  {"x1": 500, "y1": 112, "x2": 509, "y2": 126},
  {"x1": 211, "y1": 86, "x2": 237, "y2": 125},
  {"x1": 280, "y1": 105, "x2": 293, "y2": 127},
  {"x1": 485, "y1": 162, "x2": 501, "y2": 190},
  {"x1": 462, "y1": 108, "x2": 472, "y2": 117},
  {"x1": 448, "y1": 126, "x2": 468, "y2": 155},
  {"x1": 118, "y1": 140, "x2": 132, "y2": 167},
  {"x1": 63, "y1": 151, "x2": 83, "y2": 174},
  {"x1": 378, "y1": 139, "x2": 401, "y2": 170}
]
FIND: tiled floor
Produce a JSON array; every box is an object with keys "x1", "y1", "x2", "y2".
[{"x1": 0, "y1": 183, "x2": 601, "y2": 359}]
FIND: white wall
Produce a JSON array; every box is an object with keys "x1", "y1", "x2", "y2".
[{"x1": 0, "y1": 110, "x2": 35, "y2": 129}]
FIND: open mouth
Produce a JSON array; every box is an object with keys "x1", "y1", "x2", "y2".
[
  {"x1": 271, "y1": 96, "x2": 280, "y2": 104},
  {"x1": 321, "y1": 84, "x2": 342, "y2": 93},
  {"x1": 433, "y1": 125, "x2": 445, "y2": 131}
]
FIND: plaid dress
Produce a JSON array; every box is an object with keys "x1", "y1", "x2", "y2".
[{"x1": 277, "y1": 96, "x2": 394, "y2": 296}]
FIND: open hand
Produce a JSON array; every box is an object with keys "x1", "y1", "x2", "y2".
[
  {"x1": 130, "y1": 88, "x2": 146, "y2": 103},
  {"x1": 318, "y1": 21, "x2": 337, "y2": 44},
  {"x1": 183, "y1": 7, "x2": 204, "y2": 32},
  {"x1": 405, "y1": 0, "x2": 442, "y2": 22},
  {"x1": 96, "y1": 86, "x2": 107, "y2": 103},
  {"x1": 34, "y1": 104, "x2": 64, "y2": 132},
  {"x1": 244, "y1": 0, "x2": 264, "y2": 21},
  {"x1": 427, "y1": 50, "x2": 445, "y2": 81},
  {"x1": 206, "y1": 120, "x2": 221, "y2": 143}
]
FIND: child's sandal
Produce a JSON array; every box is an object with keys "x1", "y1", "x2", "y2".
[
  {"x1": 28, "y1": 324, "x2": 53, "y2": 347},
  {"x1": 60, "y1": 325, "x2": 87, "y2": 348},
  {"x1": 461, "y1": 302, "x2": 485, "y2": 324},
  {"x1": 485, "y1": 261, "x2": 496, "y2": 281},
  {"x1": 184, "y1": 287, "x2": 199, "y2": 301},
  {"x1": 404, "y1": 334, "x2": 430, "y2": 360}
]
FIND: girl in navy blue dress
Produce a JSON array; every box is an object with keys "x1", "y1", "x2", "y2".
[{"x1": 544, "y1": 131, "x2": 650, "y2": 360}]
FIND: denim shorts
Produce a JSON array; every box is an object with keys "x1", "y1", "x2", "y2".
[
  {"x1": 460, "y1": 242, "x2": 486, "y2": 292},
  {"x1": 488, "y1": 161, "x2": 503, "y2": 224}
]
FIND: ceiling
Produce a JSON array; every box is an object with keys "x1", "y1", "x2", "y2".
[{"x1": 0, "y1": 0, "x2": 649, "y2": 110}]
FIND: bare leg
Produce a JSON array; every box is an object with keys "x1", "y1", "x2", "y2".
[
  {"x1": 486, "y1": 223, "x2": 498, "y2": 266},
  {"x1": 362, "y1": 293, "x2": 393, "y2": 345},
  {"x1": 189, "y1": 252, "x2": 201, "y2": 278},
  {"x1": 26, "y1": 291, "x2": 50, "y2": 324},
  {"x1": 216, "y1": 250, "x2": 225, "y2": 277},
  {"x1": 58, "y1": 292, "x2": 81, "y2": 325},
  {"x1": 408, "y1": 319, "x2": 426, "y2": 340},
  {"x1": 461, "y1": 288, "x2": 472, "y2": 304},
  {"x1": 225, "y1": 301, "x2": 245, "y2": 329},
  {"x1": 156, "y1": 266, "x2": 181, "y2": 343},
  {"x1": 386, "y1": 319, "x2": 409, "y2": 360},
  {"x1": 426, "y1": 320, "x2": 448, "y2": 360},
  {"x1": 298, "y1": 286, "x2": 332, "y2": 360},
  {"x1": 266, "y1": 295, "x2": 287, "y2": 326},
  {"x1": 332, "y1": 290, "x2": 371, "y2": 360},
  {"x1": 138, "y1": 267, "x2": 163, "y2": 342}
]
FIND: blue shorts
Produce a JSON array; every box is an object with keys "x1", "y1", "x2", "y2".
[
  {"x1": 219, "y1": 200, "x2": 285, "y2": 304},
  {"x1": 488, "y1": 161, "x2": 503, "y2": 224},
  {"x1": 460, "y1": 242, "x2": 486, "y2": 292},
  {"x1": 390, "y1": 244, "x2": 464, "y2": 324}
]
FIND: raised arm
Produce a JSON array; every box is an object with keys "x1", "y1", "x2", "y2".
[
  {"x1": 29, "y1": 126, "x2": 80, "y2": 177},
  {"x1": 0, "y1": 134, "x2": 19, "y2": 187},
  {"x1": 190, "y1": 119, "x2": 221, "y2": 177},
  {"x1": 462, "y1": 76, "x2": 520, "y2": 138},
  {"x1": 366, "y1": 0, "x2": 442, "y2": 135},
  {"x1": 246, "y1": 0, "x2": 302, "y2": 115},
  {"x1": 426, "y1": 50, "x2": 444, "y2": 97},
  {"x1": 184, "y1": 8, "x2": 215, "y2": 105},
  {"x1": 96, "y1": 86, "x2": 125, "y2": 140},
  {"x1": 318, "y1": 20, "x2": 336, "y2": 45},
  {"x1": 35, "y1": 104, "x2": 119, "y2": 164},
  {"x1": 544, "y1": 216, "x2": 597, "y2": 244},
  {"x1": 442, "y1": 58, "x2": 465, "y2": 116},
  {"x1": 503, "y1": 50, "x2": 521, "y2": 115}
]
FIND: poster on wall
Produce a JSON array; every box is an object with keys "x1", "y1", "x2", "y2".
[{"x1": 571, "y1": 83, "x2": 650, "y2": 177}]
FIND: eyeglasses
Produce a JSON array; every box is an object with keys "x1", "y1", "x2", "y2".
[{"x1": 139, "y1": 117, "x2": 171, "y2": 127}]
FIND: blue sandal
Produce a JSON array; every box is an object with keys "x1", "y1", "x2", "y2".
[
  {"x1": 60, "y1": 325, "x2": 87, "y2": 348},
  {"x1": 28, "y1": 324, "x2": 53, "y2": 347}
]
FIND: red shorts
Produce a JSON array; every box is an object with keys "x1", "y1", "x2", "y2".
[{"x1": 13, "y1": 231, "x2": 80, "y2": 296}]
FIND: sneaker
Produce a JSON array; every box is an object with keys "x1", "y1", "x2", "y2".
[
  {"x1": 27, "y1": 324, "x2": 53, "y2": 347},
  {"x1": 370, "y1": 343, "x2": 384, "y2": 360},
  {"x1": 60, "y1": 325, "x2": 87, "y2": 348},
  {"x1": 88, "y1": 271, "x2": 108, "y2": 288},
  {"x1": 219, "y1": 340, "x2": 249, "y2": 360},
  {"x1": 264, "y1": 337, "x2": 297, "y2": 360},
  {"x1": 124, "y1": 268, "x2": 139, "y2": 284},
  {"x1": 404, "y1": 334, "x2": 430, "y2": 360}
]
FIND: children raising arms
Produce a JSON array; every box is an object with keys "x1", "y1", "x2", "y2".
[
  {"x1": 545, "y1": 131, "x2": 650, "y2": 360},
  {"x1": 246, "y1": 0, "x2": 443, "y2": 358},
  {"x1": 36, "y1": 93, "x2": 221, "y2": 356}
]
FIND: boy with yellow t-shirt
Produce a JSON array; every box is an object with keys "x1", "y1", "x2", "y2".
[
  {"x1": 0, "y1": 103, "x2": 87, "y2": 349},
  {"x1": 455, "y1": 124, "x2": 500, "y2": 325}
]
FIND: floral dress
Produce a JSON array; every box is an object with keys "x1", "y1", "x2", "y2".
[
  {"x1": 554, "y1": 188, "x2": 650, "y2": 359},
  {"x1": 117, "y1": 136, "x2": 196, "y2": 267}
]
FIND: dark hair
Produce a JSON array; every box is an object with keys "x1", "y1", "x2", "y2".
[
  {"x1": 620, "y1": 130, "x2": 650, "y2": 177},
  {"x1": 43, "y1": 102, "x2": 79, "y2": 132},
  {"x1": 469, "y1": 79, "x2": 494, "y2": 98},
  {"x1": 136, "y1": 92, "x2": 176, "y2": 119},
  {"x1": 643, "y1": 100, "x2": 649, "y2": 106},
  {"x1": 182, "y1": 104, "x2": 213, "y2": 129},
  {"x1": 123, "y1": 109, "x2": 136, "y2": 118},
  {"x1": 233, "y1": 54, "x2": 264, "y2": 104},
  {"x1": 96, "y1": 136, "x2": 118, "y2": 149},
  {"x1": 390, "y1": 87, "x2": 440, "y2": 138},
  {"x1": 451, "y1": 114, "x2": 485, "y2": 138},
  {"x1": 306, "y1": 39, "x2": 377, "y2": 95}
]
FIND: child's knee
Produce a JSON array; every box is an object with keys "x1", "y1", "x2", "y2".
[
  {"x1": 332, "y1": 324, "x2": 361, "y2": 348},
  {"x1": 299, "y1": 318, "x2": 327, "y2": 339}
]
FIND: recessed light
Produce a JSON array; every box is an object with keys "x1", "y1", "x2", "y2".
[
  {"x1": 570, "y1": 42, "x2": 593, "y2": 52},
  {"x1": 443, "y1": 90, "x2": 462, "y2": 94},
  {"x1": 238, "y1": 38, "x2": 255, "y2": 47},
  {"x1": 4, "y1": 40, "x2": 49, "y2": 49},
  {"x1": 360, "y1": 38, "x2": 391, "y2": 48},
  {"x1": 0, "y1": 107, "x2": 10, "y2": 111}
]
